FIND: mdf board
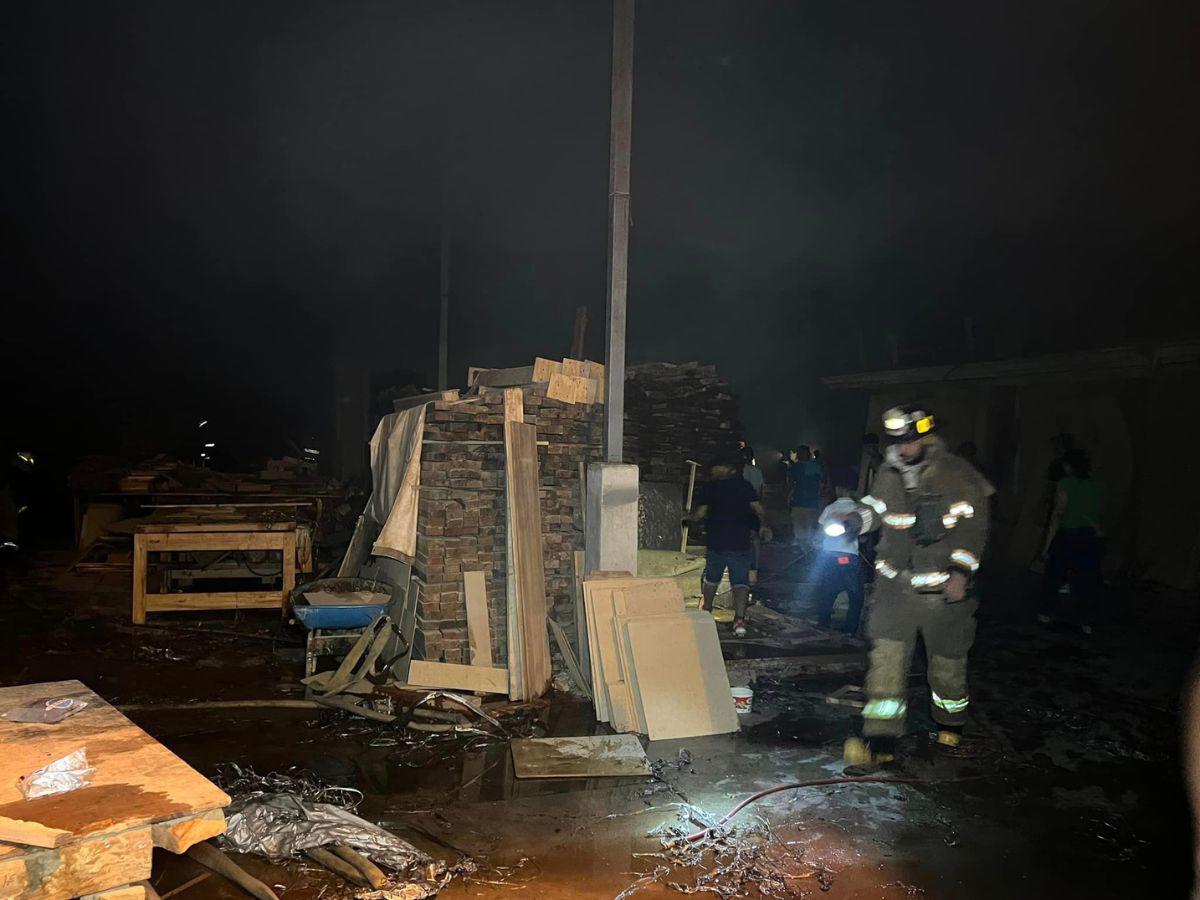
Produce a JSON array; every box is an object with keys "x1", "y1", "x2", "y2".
[
  {"x1": 582, "y1": 579, "x2": 684, "y2": 728},
  {"x1": 624, "y1": 612, "x2": 740, "y2": 741},
  {"x1": 407, "y1": 660, "x2": 508, "y2": 694},
  {"x1": 511, "y1": 734, "x2": 651, "y2": 779},
  {"x1": 463, "y1": 570, "x2": 493, "y2": 667},
  {"x1": 504, "y1": 421, "x2": 552, "y2": 699}
]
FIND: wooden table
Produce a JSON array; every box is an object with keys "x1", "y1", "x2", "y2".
[
  {"x1": 0, "y1": 680, "x2": 229, "y2": 899},
  {"x1": 132, "y1": 517, "x2": 300, "y2": 624}
]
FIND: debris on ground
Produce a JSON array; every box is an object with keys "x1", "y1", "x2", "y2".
[{"x1": 217, "y1": 765, "x2": 477, "y2": 897}]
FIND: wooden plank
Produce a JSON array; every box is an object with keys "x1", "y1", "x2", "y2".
[
  {"x1": 82, "y1": 883, "x2": 148, "y2": 900},
  {"x1": 473, "y1": 365, "x2": 536, "y2": 387},
  {"x1": 0, "y1": 825, "x2": 153, "y2": 899},
  {"x1": 624, "y1": 612, "x2": 740, "y2": 741},
  {"x1": 464, "y1": 571, "x2": 493, "y2": 667},
  {"x1": 144, "y1": 592, "x2": 284, "y2": 612},
  {"x1": 0, "y1": 682, "x2": 229, "y2": 843},
  {"x1": 406, "y1": 660, "x2": 508, "y2": 694},
  {"x1": 572, "y1": 550, "x2": 590, "y2": 690},
  {"x1": 531, "y1": 357, "x2": 562, "y2": 382},
  {"x1": 561, "y1": 358, "x2": 585, "y2": 378},
  {"x1": 150, "y1": 809, "x2": 226, "y2": 853},
  {"x1": 504, "y1": 390, "x2": 525, "y2": 701},
  {"x1": 503, "y1": 387, "x2": 524, "y2": 424},
  {"x1": 510, "y1": 735, "x2": 651, "y2": 779},
  {"x1": 337, "y1": 514, "x2": 371, "y2": 577},
  {"x1": 142, "y1": 532, "x2": 291, "y2": 552},
  {"x1": 0, "y1": 815, "x2": 71, "y2": 848},
  {"x1": 547, "y1": 372, "x2": 594, "y2": 404},
  {"x1": 132, "y1": 534, "x2": 148, "y2": 625},
  {"x1": 280, "y1": 530, "x2": 297, "y2": 618},
  {"x1": 131, "y1": 520, "x2": 297, "y2": 533},
  {"x1": 504, "y1": 421, "x2": 552, "y2": 699}
]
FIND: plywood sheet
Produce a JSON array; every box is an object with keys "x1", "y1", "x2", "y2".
[
  {"x1": 511, "y1": 734, "x2": 651, "y2": 779},
  {"x1": 0, "y1": 681, "x2": 229, "y2": 843},
  {"x1": 504, "y1": 421, "x2": 552, "y2": 699},
  {"x1": 624, "y1": 612, "x2": 740, "y2": 741},
  {"x1": 464, "y1": 570, "x2": 493, "y2": 667}
]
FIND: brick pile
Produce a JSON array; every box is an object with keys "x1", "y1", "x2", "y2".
[
  {"x1": 623, "y1": 361, "x2": 743, "y2": 487},
  {"x1": 414, "y1": 386, "x2": 603, "y2": 671}
]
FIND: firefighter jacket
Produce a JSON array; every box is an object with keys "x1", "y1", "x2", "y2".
[{"x1": 857, "y1": 436, "x2": 990, "y2": 596}]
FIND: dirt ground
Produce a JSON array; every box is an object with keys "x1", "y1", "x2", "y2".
[{"x1": 0, "y1": 546, "x2": 1193, "y2": 899}]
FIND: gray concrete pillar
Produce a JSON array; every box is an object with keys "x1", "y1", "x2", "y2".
[{"x1": 585, "y1": 463, "x2": 639, "y2": 576}]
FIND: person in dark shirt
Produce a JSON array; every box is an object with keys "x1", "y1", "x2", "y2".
[{"x1": 691, "y1": 454, "x2": 771, "y2": 637}]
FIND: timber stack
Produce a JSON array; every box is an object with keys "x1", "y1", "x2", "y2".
[{"x1": 623, "y1": 361, "x2": 743, "y2": 486}]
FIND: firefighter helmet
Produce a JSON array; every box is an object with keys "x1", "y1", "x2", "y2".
[{"x1": 882, "y1": 406, "x2": 936, "y2": 443}]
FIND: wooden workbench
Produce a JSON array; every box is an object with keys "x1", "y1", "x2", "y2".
[
  {"x1": 0, "y1": 680, "x2": 230, "y2": 899},
  {"x1": 132, "y1": 515, "x2": 300, "y2": 624}
]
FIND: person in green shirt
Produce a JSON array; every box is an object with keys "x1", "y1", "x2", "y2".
[{"x1": 1037, "y1": 448, "x2": 1105, "y2": 634}]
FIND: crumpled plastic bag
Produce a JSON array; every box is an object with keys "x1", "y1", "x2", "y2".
[
  {"x1": 19, "y1": 748, "x2": 94, "y2": 799},
  {"x1": 222, "y1": 792, "x2": 468, "y2": 897}
]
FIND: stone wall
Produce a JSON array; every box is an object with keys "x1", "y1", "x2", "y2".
[{"x1": 414, "y1": 386, "x2": 603, "y2": 669}]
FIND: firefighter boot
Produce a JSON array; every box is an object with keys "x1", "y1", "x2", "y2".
[
  {"x1": 732, "y1": 586, "x2": 750, "y2": 637},
  {"x1": 700, "y1": 581, "x2": 718, "y2": 613},
  {"x1": 843, "y1": 735, "x2": 896, "y2": 772}
]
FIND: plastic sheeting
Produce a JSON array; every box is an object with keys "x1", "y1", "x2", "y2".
[
  {"x1": 223, "y1": 793, "x2": 453, "y2": 892},
  {"x1": 366, "y1": 406, "x2": 427, "y2": 560}
]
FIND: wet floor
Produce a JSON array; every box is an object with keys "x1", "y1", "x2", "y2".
[{"x1": 0, "y1": 551, "x2": 1194, "y2": 898}]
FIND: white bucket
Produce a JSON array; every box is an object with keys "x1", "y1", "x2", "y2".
[{"x1": 731, "y1": 686, "x2": 754, "y2": 715}]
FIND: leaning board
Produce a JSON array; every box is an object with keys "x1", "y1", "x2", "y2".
[
  {"x1": 624, "y1": 612, "x2": 740, "y2": 741},
  {"x1": 581, "y1": 578, "x2": 683, "y2": 729}
]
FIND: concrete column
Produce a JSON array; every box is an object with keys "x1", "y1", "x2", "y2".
[{"x1": 585, "y1": 463, "x2": 639, "y2": 576}]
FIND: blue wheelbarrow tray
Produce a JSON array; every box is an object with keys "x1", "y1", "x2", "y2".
[{"x1": 291, "y1": 577, "x2": 393, "y2": 630}]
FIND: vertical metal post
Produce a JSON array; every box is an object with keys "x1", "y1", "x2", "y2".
[
  {"x1": 604, "y1": 0, "x2": 634, "y2": 462},
  {"x1": 438, "y1": 215, "x2": 450, "y2": 391}
]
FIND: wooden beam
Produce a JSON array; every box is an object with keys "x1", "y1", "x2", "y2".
[
  {"x1": 0, "y1": 815, "x2": 71, "y2": 848},
  {"x1": 144, "y1": 592, "x2": 285, "y2": 612}
]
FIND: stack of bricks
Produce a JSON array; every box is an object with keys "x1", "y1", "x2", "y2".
[
  {"x1": 414, "y1": 385, "x2": 603, "y2": 672},
  {"x1": 623, "y1": 361, "x2": 744, "y2": 487}
]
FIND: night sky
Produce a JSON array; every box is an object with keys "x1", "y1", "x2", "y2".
[{"x1": 3, "y1": 1, "x2": 1198, "y2": 461}]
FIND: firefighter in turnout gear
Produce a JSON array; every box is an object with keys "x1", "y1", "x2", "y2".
[{"x1": 841, "y1": 406, "x2": 990, "y2": 768}]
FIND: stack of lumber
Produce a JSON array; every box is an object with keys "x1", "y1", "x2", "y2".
[
  {"x1": 582, "y1": 576, "x2": 739, "y2": 740},
  {"x1": 412, "y1": 384, "x2": 603, "y2": 700},
  {"x1": 0, "y1": 680, "x2": 229, "y2": 899},
  {"x1": 468, "y1": 357, "x2": 605, "y2": 406},
  {"x1": 623, "y1": 362, "x2": 743, "y2": 485}
]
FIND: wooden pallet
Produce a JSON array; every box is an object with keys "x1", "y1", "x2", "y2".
[{"x1": 0, "y1": 681, "x2": 229, "y2": 899}]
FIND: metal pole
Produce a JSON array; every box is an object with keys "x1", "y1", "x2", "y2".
[
  {"x1": 603, "y1": 0, "x2": 634, "y2": 462},
  {"x1": 438, "y1": 215, "x2": 450, "y2": 391}
]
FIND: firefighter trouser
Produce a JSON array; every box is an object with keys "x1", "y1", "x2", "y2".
[{"x1": 862, "y1": 591, "x2": 977, "y2": 738}]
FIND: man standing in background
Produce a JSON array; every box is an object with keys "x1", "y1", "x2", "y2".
[
  {"x1": 691, "y1": 455, "x2": 772, "y2": 638},
  {"x1": 787, "y1": 446, "x2": 823, "y2": 545}
]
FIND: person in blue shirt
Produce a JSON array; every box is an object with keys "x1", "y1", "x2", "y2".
[{"x1": 787, "y1": 445, "x2": 823, "y2": 545}]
